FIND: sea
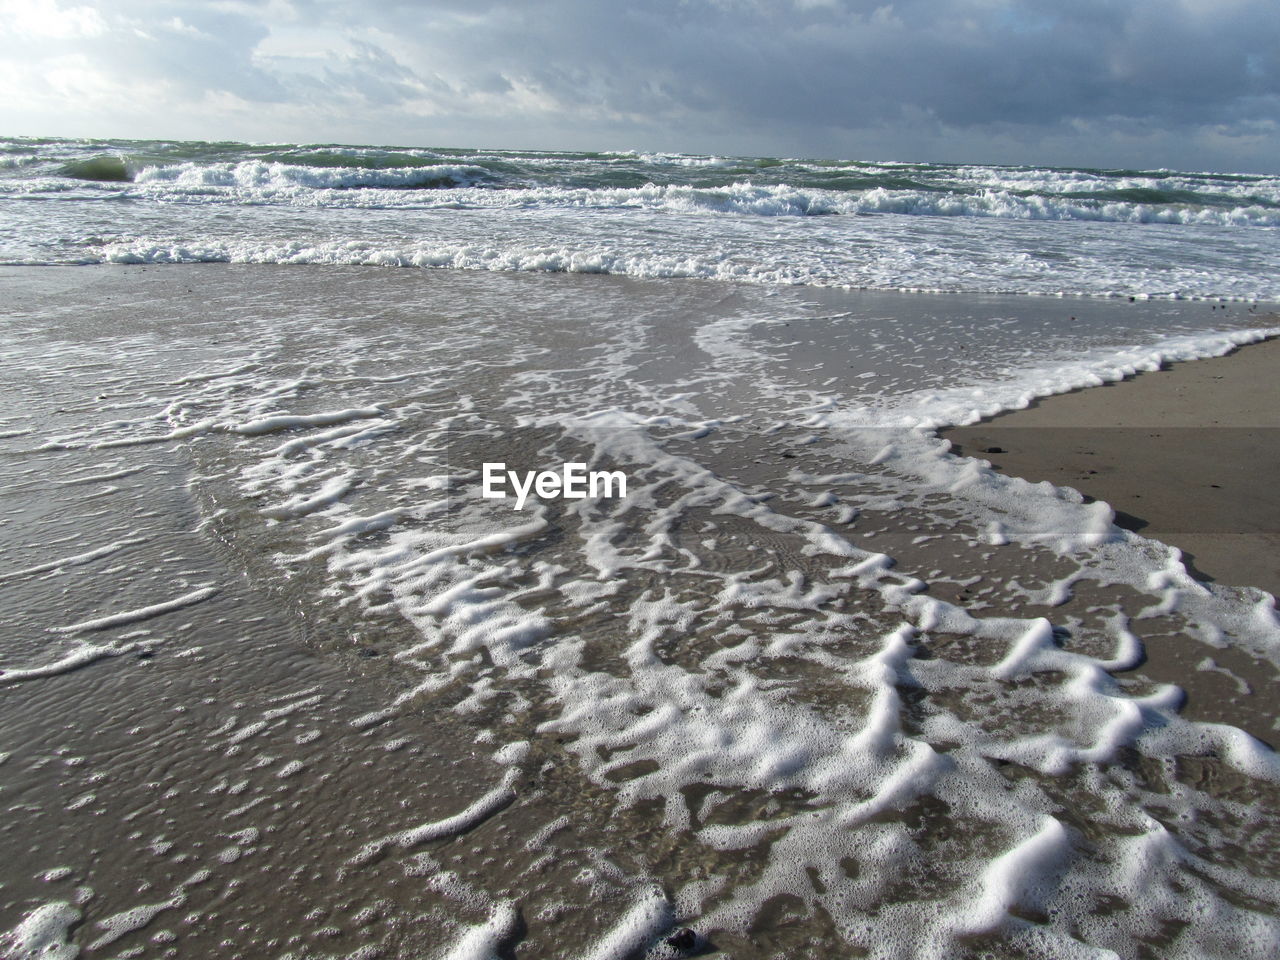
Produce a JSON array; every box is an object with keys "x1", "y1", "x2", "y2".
[
  {"x1": 3, "y1": 137, "x2": 1280, "y2": 299},
  {"x1": 1, "y1": 137, "x2": 1279, "y2": 960}
]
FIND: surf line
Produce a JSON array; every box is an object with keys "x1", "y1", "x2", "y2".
[{"x1": 481, "y1": 462, "x2": 627, "y2": 510}]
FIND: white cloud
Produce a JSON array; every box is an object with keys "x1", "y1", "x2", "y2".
[
  {"x1": 0, "y1": 0, "x2": 1277, "y2": 171},
  {"x1": 0, "y1": 0, "x2": 107, "y2": 38}
]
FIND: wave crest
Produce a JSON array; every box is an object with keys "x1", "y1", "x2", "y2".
[
  {"x1": 107, "y1": 173, "x2": 1280, "y2": 226},
  {"x1": 130, "y1": 160, "x2": 493, "y2": 192},
  {"x1": 60, "y1": 155, "x2": 133, "y2": 182}
]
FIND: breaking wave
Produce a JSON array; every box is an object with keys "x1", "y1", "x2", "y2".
[
  {"x1": 4, "y1": 137, "x2": 1279, "y2": 300},
  {"x1": 19, "y1": 137, "x2": 1277, "y2": 225},
  {"x1": 130, "y1": 159, "x2": 494, "y2": 192}
]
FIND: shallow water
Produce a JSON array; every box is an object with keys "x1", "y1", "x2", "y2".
[{"x1": 2, "y1": 265, "x2": 1279, "y2": 960}]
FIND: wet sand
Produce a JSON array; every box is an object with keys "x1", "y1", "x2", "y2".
[
  {"x1": 4, "y1": 266, "x2": 1279, "y2": 959},
  {"x1": 942, "y1": 335, "x2": 1280, "y2": 597},
  {"x1": 942, "y1": 335, "x2": 1280, "y2": 747},
  {"x1": 0, "y1": 267, "x2": 717, "y2": 959}
]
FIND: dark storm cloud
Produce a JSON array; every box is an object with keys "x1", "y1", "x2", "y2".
[
  {"x1": 2, "y1": 0, "x2": 1278, "y2": 170},
  {"x1": 293, "y1": 0, "x2": 1280, "y2": 166},
  {"x1": 396, "y1": 0, "x2": 1280, "y2": 129}
]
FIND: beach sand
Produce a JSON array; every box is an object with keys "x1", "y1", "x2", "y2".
[{"x1": 942, "y1": 336, "x2": 1280, "y2": 598}]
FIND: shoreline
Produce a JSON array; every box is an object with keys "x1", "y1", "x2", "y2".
[{"x1": 941, "y1": 335, "x2": 1280, "y2": 599}]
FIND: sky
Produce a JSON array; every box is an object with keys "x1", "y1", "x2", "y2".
[{"x1": 1, "y1": 0, "x2": 1278, "y2": 173}]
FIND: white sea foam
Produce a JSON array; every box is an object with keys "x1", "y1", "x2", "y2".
[
  {"x1": 93, "y1": 177, "x2": 1280, "y2": 226},
  {"x1": 350, "y1": 770, "x2": 518, "y2": 866},
  {"x1": 0, "y1": 642, "x2": 135, "y2": 683},
  {"x1": 132, "y1": 159, "x2": 492, "y2": 192},
  {"x1": 0, "y1": 536, "x2": 146, "y2": 582},
  {"x1": 51, "y1": 585, "x2": 219, "y2": 634},
  {"x1": 230, "y1": 406, "x2": 388, "y2": 435},
  {"x1": 580, "y1": 887, "x2": 673, "y2": 960},
  {"x1": 69, "y1": 231, "x2": 1280, "y2": 301},
  {"x1": 440, "y1": 900, "x2": 519, "y2": 960},
  {"x1": 0, "y1": 902, "x2": 80, "y2": 960},
  {"x1": 88, "y1": 895, "x2": 186, "y2": 950}
]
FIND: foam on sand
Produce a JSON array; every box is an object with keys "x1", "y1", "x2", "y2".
[
  {"x1": 50, "y1": 586, "x2": 219, "y2": 634},
  {"x1": 0, "y1": 537, "x2": 146, "y2": 582},
  {"x1": 3, "y1": 265, "x2": 1279, "y2": 958},
  {"x1": 0, "y1": 902, "x2": 80, "y2": 960},
  {"x1": 0, "y1": 642, "x2": 139, "y2": 684},
  {"x1": 350, "y1": 769, "x2": 519, "y2": 866}
]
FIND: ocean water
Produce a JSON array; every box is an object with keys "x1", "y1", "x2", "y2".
[
  {"x1": 2, "y1": 137, "x2": 1280, "y2": 299},
  {"x1": 1, "y1": 138, "x2": 1280, "y2": 960}
]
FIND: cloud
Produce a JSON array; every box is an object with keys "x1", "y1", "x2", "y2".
[{"x1": 1, "y1": 0, "x2": 1278, "y2": 171}]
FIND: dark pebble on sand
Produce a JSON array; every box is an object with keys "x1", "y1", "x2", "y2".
[
  {"x1": 666, "y1": 928, "x2": 697, "y2": 950},
  {"x1": 984, "y1": 446, "x2": 1005, "y2": 454},
  {"x1": 356, "y1": 646, "x2": 382, "y2": 658}
]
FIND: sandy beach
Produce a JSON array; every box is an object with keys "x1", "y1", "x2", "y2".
[
  {"x1": 943, "y1": 335, "x2": 1280, "y2": 597},
  {"x1": 943, "y1": 335, "x2": 1280, "y2": 749},
  {"x1": 3, "y1": 265, "x2": 1279, "y2": 959}
]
